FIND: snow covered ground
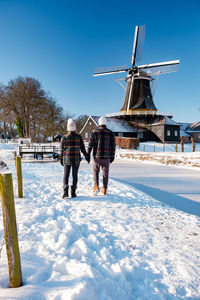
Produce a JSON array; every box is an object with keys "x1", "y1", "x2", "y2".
[
  {"x1": 0, "y1": 143, "x2": 200, "y2": 299},
  {"x1": 115, "y1": 143, "x2": 200, "y2": 169}
]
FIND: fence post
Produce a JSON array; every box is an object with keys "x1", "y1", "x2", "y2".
[
  {"x1": 163, "y1": 143, "x2": 165, "y2": 152},
  {"x1": 180, "y1": 137, "x2": 184, "y2": 152},
  {"x1": 15, "y1": 156, "x2": 23, "y2": 198},
  {"x1": 143, "y1": 145, "x2": 145, "y2": 152},
  {"x1": 191, "y1": 138, "x2": 195, "y2": 152},
  {"x1": 175, "y1": 144, "x2": 178, "y2": 152},
  {"x1": 0, "y1": 173, "x2": 22, "y2": 287},
  {"x1": 153, "y1": 144, "x2": 156, "y2": 152}
]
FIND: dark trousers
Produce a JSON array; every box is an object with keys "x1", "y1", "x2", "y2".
[
  {"x1": 63, "y1": 164, "x2": 80, "y2": 189},
  {"x1": 93, "y1": 158, "x2": 110, "y2": 189}
]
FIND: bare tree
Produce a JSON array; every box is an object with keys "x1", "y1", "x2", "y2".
[
  {"x1": 4, "y1": 77, "x2": 46, "y2": 138},
  {"x1": 75, "y1": 115, "x2": 89, "y2": 133},
  {"x1": 0, "y1": 76, "x2": 73, "y2": 141},
  {"x1": 40, "y1": 98, "x2": 73, "y2": 141}
]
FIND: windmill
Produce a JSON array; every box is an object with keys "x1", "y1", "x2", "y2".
[{"x1": 93, "y1": 25, "x2": 180, "y2": 116}]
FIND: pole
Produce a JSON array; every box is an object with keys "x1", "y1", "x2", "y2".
[
  {"x1": 163, "y1": 143, "x2": 165, "y2": 152},
  {"x1": 15, "y1": 156, "x2": 23, "y2": 198},
  {"x1": 180, "y1": 137, "x2": 184, "y2": 152},
  {"x1": 0, "y1": 173, "x2": 22, "y2": 287}
]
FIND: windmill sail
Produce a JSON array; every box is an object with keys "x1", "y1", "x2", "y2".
[{"x1": 93, "y1": 25, "x2": 180, "y2": 116}]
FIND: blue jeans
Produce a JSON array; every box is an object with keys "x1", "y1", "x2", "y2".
[{"x1": 63, "y1": 164, "x2": 80, "y2": 189}]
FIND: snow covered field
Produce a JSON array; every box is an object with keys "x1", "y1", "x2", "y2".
[{"x1": 0, "y1": 143, "x2": 200, "y2": 299}]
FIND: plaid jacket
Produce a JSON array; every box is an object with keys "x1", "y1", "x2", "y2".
[
  {"x1": 60, "y1": 132, "x2": 87, "y2": 165},
  {"x1": 88, "y1": 125, "x2": 116, "y2": 159}
]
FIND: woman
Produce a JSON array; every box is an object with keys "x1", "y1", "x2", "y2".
[{"x1": 60, "y1": 118, "x2": 89, "y2": 198}]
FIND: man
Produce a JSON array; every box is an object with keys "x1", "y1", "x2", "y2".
[
  {"x1": 60, "y1": 118, "x2": 89, "y2": 198},
  {"x1": 87, "y1": 116, "x2": 116, "y2": 195}
]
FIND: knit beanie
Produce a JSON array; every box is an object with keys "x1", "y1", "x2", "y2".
[
  {"x1": 67, "y1": 118, "x2": 76, "y2": 131},
  {"x1": 98, "y1": 117, "x2": 106, "y2": 126}
]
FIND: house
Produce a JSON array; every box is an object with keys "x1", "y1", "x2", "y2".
[
  {"x1": 186, "y1": 121, "x2": 200, "y2": 143},
  {"x1": 179, "y1": 123, "x2": 192, "y2": 143},
  {"x1": 148, "y1": 116, "x2": 180, "y2": 143},
  {"x1": 79, "y1": 116, "x2": 137, "y2": 142}
]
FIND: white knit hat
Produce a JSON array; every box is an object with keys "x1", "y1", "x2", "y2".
[
  {"x1": 98, "y1": 117, "x2": 106, "y2": 126},
  {"x1": 67, "y1": 118, "x2": 76, "y2": 131}
]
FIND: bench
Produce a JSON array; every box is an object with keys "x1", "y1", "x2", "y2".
[{"x1": 19, "y1": 145, "x2": 60, "y2": 159}]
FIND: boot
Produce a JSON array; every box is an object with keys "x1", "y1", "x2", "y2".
[
  {"x1": 101, "y1": 187, "x2": 107, "y2": 195},
  {"x1": 71, "y1": 186, "x2": 77, "y2": 198},
  {"x1": 93, "y1": 185, "x2": 99, "y2": 196},
  {"x1": 62, "y1": 187, "x2": 68, "y2": 199}
]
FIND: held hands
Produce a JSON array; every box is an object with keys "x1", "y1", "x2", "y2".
[{"x1": 86, "y1": 154, "x2": 90, "y2": 164}]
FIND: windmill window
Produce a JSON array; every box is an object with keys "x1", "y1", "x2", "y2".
[
  {"x1": 89, "y1": 122, "x2": 92, "y2": 126},
  {"x1": 85, "y1": 132, "x2": 88, "y2": 139},
  {"x1": 167, "y1": 130, "x2": 171, "y2": 136},
  {"x1": 158, "y1": 130, "x2": 162, "y2": 137},
  {"x1": 174, "y1": 131, "x2": 178, "y2": 136}
]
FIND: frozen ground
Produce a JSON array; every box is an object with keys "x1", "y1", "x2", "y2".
[{"x1": 0, "y1": 143, "x2": 200, "y2": 299}]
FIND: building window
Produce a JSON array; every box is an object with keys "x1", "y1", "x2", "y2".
[
  {"x1": 138, "y1": 132, "x2": 143, "y2": 138},
  {"x1": 174, "y1": 131, "x2": 178, "y2": 136},
  {"x1": 89, "y1": 122, "x2": 92, "y2": 126},
  {"x1": 167, "y1": 130, "x2": 171, "y2": 136},
  {"x1": 158, "y1": 129, "x2": 162, "y2": 137},
  {"x1": 118, "y1": 132, "x2": 123, "y2": 137},
  {"x1": 85, "y1": 132, "x2": 88, "y2": 139}
]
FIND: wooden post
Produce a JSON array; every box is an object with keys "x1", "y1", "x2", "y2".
[
  {"x1": 191, "y1": 138, "x2": 195, "y2": 152},
  {"x1": 175, "y1": 144, "x2": 178, "y2": 152},
  {"x1": 180, "y1": 137, "x2": 184, "y2": 152},
  {"x1": 143, "y1": 145, "x2": 145, "y2": 151},
  {"x1": 15, "y1": 156, "x2": 23, "y2": 198},
  {"x1": 163, "y1": 143, "x2": 165, "y2": 152},
  {"x1": 0, "y1": 173, "x2": 22, "y2": 287},
  {"x1": 153, "y1": 144, "x2": 156, "y2": 152},
  {"x1": 13, "y1": 151, "x2": 17, "y2": 159}
]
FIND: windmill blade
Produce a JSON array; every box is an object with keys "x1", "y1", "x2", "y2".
[
  {"x1": 145, "y1": 64, "x2": 179, "y2": 76},
  {"x1": 131, "y1": 26, "x2": 139, "y2": 66},
  {"x1": 137, "y1": 59, "x2": 180, "y2": 70},
  {"x1": 93, "y1": 65, "x2": 129, "y2": 77},
  {"x1": 131, "y1": 25, "x2": 145, "y2": 67}
]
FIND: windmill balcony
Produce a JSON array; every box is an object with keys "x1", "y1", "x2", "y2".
[{"x1": 106, "y1": 111, "x2": 173, "y2": 118}]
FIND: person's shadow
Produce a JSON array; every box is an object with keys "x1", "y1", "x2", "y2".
[{"x1": 112, "y1": 178, "x2": 200, "y2": 218}]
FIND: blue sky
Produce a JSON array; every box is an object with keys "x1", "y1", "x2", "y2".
[{"x1": 0, "y1": 0, "x2": 200, "y2": 123}]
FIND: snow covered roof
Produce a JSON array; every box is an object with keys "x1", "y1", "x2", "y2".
[
  {"x1": 150, "y1": 116, "x2": 179, "y2": 126},
  {"x1": 90, "y1": 116, "x2": 134, "y2": 133},
  {"x1": 178, "y1": 122, "x2": 192, "y2": 131},
  {"x1": 187, "y1": 121, "x2": 200, "y2": 132}
]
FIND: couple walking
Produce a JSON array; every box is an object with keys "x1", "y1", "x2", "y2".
[{"x1": 60, "y1": 117, "x2": 116, "y2": 198}]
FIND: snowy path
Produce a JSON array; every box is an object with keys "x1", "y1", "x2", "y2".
[
  {"x1": 82, "y1": 159, "x2": 200, "y2": 217},
  {"x1": 0, "y1": 161, "x2": 200, "y2": 299}
]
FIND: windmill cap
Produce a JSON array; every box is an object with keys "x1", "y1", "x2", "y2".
[
  {"x1": 98, "y1": 117, "x2": 106, "y2": 126},
  {"x1": 67, "y1": 118, "x2": 76, "y2": 131}
]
